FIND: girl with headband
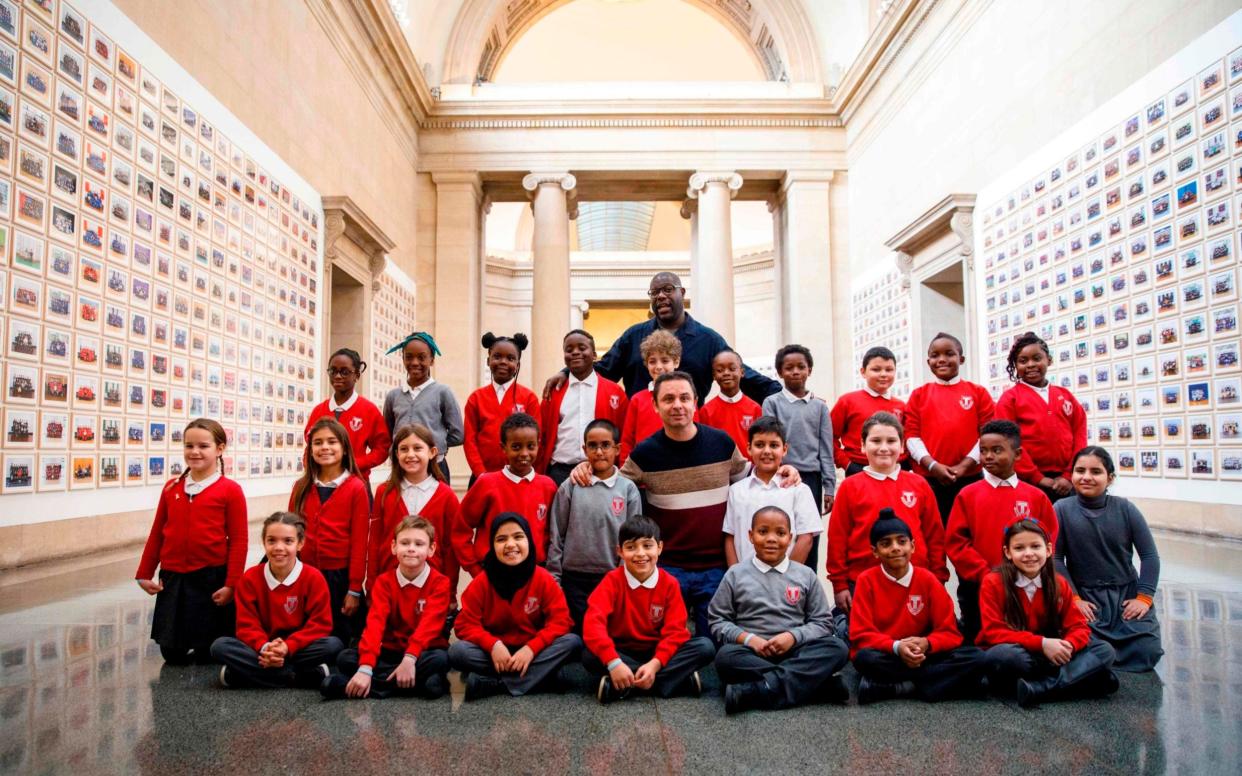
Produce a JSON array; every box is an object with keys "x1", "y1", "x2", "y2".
[{"x1": 382, "y1": 332, "x2": 464, "y2": 484}]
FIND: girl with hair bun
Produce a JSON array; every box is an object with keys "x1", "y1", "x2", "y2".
[
  {"x1": 463, "y1": 332, "x2": 540, "y2": 486},
  {"x1": 305, "y1": 347, "x2": 390, "y2": 485}
]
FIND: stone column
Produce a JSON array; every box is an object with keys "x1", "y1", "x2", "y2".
[
  {"x1": 780, "y1": 171, "x2": 836, "y2": 396},
  {"x1": 522, "y1": 172, "x2": 577, "y2": 384},
  {"x1": 570, "y1": 300, "x2": 589, "y2": 329},
  {"x1": 680, "y1": 198, "x2": 699, "y2": 299},
  {"x1": 432, "y1": 172, "x2": 483, "y2": 393},
  {"x1": 687, "y1": 171, "x2": 742, "y2": 343}
]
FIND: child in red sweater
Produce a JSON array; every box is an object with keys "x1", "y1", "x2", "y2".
[
  {"x1": 370, "y1": 424, "x2": 461, "y2": 604},
  {"x1": 946, "y1": 419, "x2": 1057, "y2": 644},
  {"x1": 827, "y1": 412, "x2": 947, "y2": 625},
  {"x1": 137, "y1": 418, "x2": 248, "y2": 664},
  {"x1": 449, "y1": 513, "x2": 582, "y2": 699},
  {"x1": 455, "y1": 413, "x2": 558, "y2": 575},
  {"x1": 993, "y1": 332, "x2": 1087, "y2": 504},
  {"x1": 979, "y1": 519, "x2": 1118, "y2": 707},
  {"x1": 831, "y1": 346, "x2": 907, "y2": 476},
  {"x1": 849, "y1": 511, "x2": 986, "y2": 704},
  {"x1": 323, "y1": 516, "x2": 452, "y2": 700},
  {"x1": 464, "y1": 332, "x2": 540, "y2": 485},
  {"x1": 304, "y1": 347, "x2": 390, "y2": 486},
  {"x1": 697, "y1": 348, "x2": 762, "y2": 460},
  {"x1": 619, "y1": 329, "x2": 682, "y2": 463},
  {"x1": 210, "y1": 512, "x2": 342, "y2": 689},
  {"x1": 291, "y1": 417, "x2": 370, "y2": 645},
  {"x1": 583, "y1": 516, "x2": 715, "y2": 703},
  {"x1": 904, "y1": 333, "x2": 995, "y2": 523},
  {"x1": 538, "y1": 329, "x2": 629, "y2": 485}
]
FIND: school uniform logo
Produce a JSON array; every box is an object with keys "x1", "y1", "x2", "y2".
[
  {"x1": 784, "y1": 585, "x2": 802, "y2": 606},
  {"x1": 900, "y1": 491, "x2": 917, "y2": 509},
  {"x1": 1061, "y1": 399, "x2": 1073, "y2": 416},
  {"x1": 349, "y1": 416, "x2": 363, "y2": 432},
  {"x1": 417, "y1": 598, "x2": 426, "y2": 614},
  {"x1": 1014, "y1": 500, "x2": 1032, "y2": 519},
  {"x1": 536, "y1": 504, "x2": 548, "y2": 523},
  {"x1": 906, "y1": 594, "x2": 924, "y2": 615},
  {"x1": 959, "y1": 395, "x2": 974, "y2": 410},
  {"x1": 283, "y1": 595, "x2": 299, "y2": 614},
  {"x1": 523, "y1": 596, "x2": 541, "y2": 615},
  {"x1": 514, "y1": 403, "x2": 526, "y2": 413},
  {"x1": 610, "y1": 496, "x2": 626, "y2": 516},
  {"x1": 741, "y1": 415, "x2": 754, "y2": 430},
  {"x1": 649, "y1": 604, "x2": 665, "y2": 623},
  {"x1": 609, "y1": 395, "x2": 620, "y2": 410}
]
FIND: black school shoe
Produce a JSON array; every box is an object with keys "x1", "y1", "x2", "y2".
[
  {"x1": 818, "y1": 674, "x2": 851, "y2": 705},
  {"x1": 422, "y1": 672, "x2": 450, "y2": 700},
  {"x1": 464, "y1": 673, "x2": 506, "y2": 701},
  {"x1": 856, "y1": 677, "x2": 915, "y2": 705},
  {"x1": 293, "y1": 663, "x2": 331, "y2": 690},
  {"x1": 723, "y1": 681, "x2": 776, "y2": 715},
  {"x1": 320, "y1": 674, "x2": 349, "y2": 700}
]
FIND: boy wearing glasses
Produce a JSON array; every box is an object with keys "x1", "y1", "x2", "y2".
[{"x1": 547, "y1": 419, "x2": 643, "y2": 632}]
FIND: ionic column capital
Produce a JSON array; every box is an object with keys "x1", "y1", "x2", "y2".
[
  {"x1": 522, "y1": 172, "x2": 578, "y2": 196},
  {"x1": 687, "y1": 171, "x2": 743, "y2": 200},
  {"x1": 679, "y1": 199, "x2": 698, "y2": 219}
]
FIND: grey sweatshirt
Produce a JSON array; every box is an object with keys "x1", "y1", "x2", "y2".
[
  {"x1": 1054, "y1": 494, "x2": 1161, "y2": 595},
  {"x1": 760, "y1": 392, "x2": 836, "y2": 494},
  {"x1": 707, "y1": 558, "x2": 832, "y2": 646},
  {"x1": 382, "y1": 381, "x2": 464, "y2": 456},
  {"x1": 546, "y1": 474, "x2": 643, "y2": 577}
]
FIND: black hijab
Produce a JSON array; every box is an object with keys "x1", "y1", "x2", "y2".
[{"x1": 482, "y1": 511, "x2": 537, "y2": 601}]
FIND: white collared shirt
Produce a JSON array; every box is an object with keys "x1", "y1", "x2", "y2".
[
  {"x1": 1019, "y1": 380, "x2": 1050, "y2": 403},
  {"x1": 862, "y1": 466, "x2": 901, "y2": 481},
  {"x1": 400, "y1": 475, "x2": 439, "y2": 515},
  {"x1": 492, "y1": 379, "x2": 515, "y2": 403},
  {"x1": 553, "y1": 371, "x2": 599, "y2": 464},
  {"x1": 751, "y1": 555, "x2": 792, "y2": 574},
  {"x1": 983, "y1": 470, "x2": 1020, "y2": 488},
  {"x1": 624, "y1": 567, "x2": 660, "y2": 589},
  {"x1": 315, "y1": 471, "x2": 350, "y2": 488},
  {"x1": 502, "y1": 466, "x2": 536, "y2": 483},
  {"x1": 1016, "y1": 573, "x2": 1043, "y2": 601},
  {"x1": 718, "y1": 390, "x2": 745, "y2": 404},
  {"x1": 781, "y1": 388, "x2": 814, "y2": 404},
  {"x1": 589, "y1": 470, "x2": 620, "y2": 487},
  {"x1": 881, "y1": 563, "x2": 914, "y2": 588},
  {"x1": 402, "y1": 377, "x2": 436, "y2": 401},
  {"x1": 265, "y1": 559, "x2": 304, "y2": 590},
  {"x1": 864, "y1": 387, "x2": 891, "y2": 400},
  {"x1": 183, "y1": 471, "x2": 222, "y2": 496},
  {"x1": 396, "y1": 563, "x2": 432, "y2": 588},
  {"x1": 329, "y1": 391, "x2": 359, "y2": 413},
  {"x1": 934, "y1": 376, "x2": 962, "y2": 386},
  {"x1": 723, "y1": 474, "x2": 821, "y2": 566}
]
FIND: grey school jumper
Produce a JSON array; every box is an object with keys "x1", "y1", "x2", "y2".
[
  {"x1": 760, "y1": 392, "x2": 836, "y2": 494},
  {"x1": 707, "y1": 558, "x2": 833, "y2": 645},
  {"x1": 382, "y1": 381, "x2": 464, "y2": 456},
  {"x1": 546, "y1": 474, "x2": 643, "y2": 577}
]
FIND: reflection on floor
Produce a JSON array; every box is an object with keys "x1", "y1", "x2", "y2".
[{"x1": 0, "y1": 531, "x2": 1239, "y2": 775}]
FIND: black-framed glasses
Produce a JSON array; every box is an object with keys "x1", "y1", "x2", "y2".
[
  {"x1": 647, "y1": 285, "x2": 678, "y2": 299},
  {"x1": 327, "y1": 367, "x2": 355, "y2": 377}
]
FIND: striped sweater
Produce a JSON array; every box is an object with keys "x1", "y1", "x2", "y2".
[{"x1": 619, "y1": 424, "x2": 748, "y2": 570}]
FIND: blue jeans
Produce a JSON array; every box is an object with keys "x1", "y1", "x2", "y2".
[{"x1": 663, "y1": 565, "x2": 725, "y2": 640}]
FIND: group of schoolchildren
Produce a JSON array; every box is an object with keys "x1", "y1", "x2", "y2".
[{"x1": 135, "y1": 324, "x2": 1164, "y2": 713}]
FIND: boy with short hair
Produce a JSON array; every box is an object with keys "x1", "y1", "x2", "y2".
[
  {"x1": 454, "y1": 413, "x2": 558, "y2": 576},
  {"x1": 849, "y1": 510, "x2": 987, "y2": 704},
  {"x1": 547, "y1": 419, "x2": 643, "y2": 631},
  {"x1": 723, "y1": 417, "x2": 820, "y2": 567},
  {"x1": 698, "y1": 349, "x2": 763, "y2": 459},
  {"x1": 946, "y1": 419, "x2": 1057, "y2": 643},
  {"x1": 708, "y1": 506, "x2": 850, "y2": 714},
  {"x1": 322, "y1": 516, "x2": 451, "y2": 700},
  {"x1": 831, "y1": 346, "x2": 907, "y2": 476},
  {"x1": 583, "y1": 515, "x2": 716, "y2": 703},
  {"x1": 619, "y1": 330, "x2": 684, "y2": 462}
]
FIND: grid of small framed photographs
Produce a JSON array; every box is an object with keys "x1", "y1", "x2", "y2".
[
  {"x1": 850, "y1": 266, "x2": 914, "y2": 398},
  {"x1": 368, "y1": 268, "x2": 415, "y2": 408},
  {"x1": 980, "y1": 49, "x2": 1242, "y2": 481},
  {"x1": 0, "y1": 0, "x2": 321, "y2": 494}
]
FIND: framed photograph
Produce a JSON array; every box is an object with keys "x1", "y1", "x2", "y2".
[
  {"x1": 0, "y1": 39, "x2": 15, "y2": 85},
  {"x1": 98, "y1": 414, "x2": 121, "y2": 447},
  {"x1": 71, "y1": 412, "x2": 97, "y2": 448},
  {"x1": 72, "y1": 373, "x2": 98, "y2": 410},
  {"x1": 101, "y1": 378, "x2": 121, "y2": 409},
  {"x1": 89, "y1": 24, "x2": 113, "y2": 66},
  {"x1": 6, "y1": 361, "x2": 38, "y2": 404},
  {"x1": 97, "y1": 453, "x2": 120, "y2": 487},
  {"x1": 0, "y1": 177, "x2": 9, "y2": 220},
  {"x1": 44, "y1": 284, "x2": 70, "y2": 325},
  {"x1": 73, "y1": 332, "x2": 99, "y2": 371},
  {"x1": 2, "y1": 453, "x2": 35, "y2": 493},
  {"x1": 1163, "y1": 448, "x2": 1188, "y2": 478},
  {"x1": 1218, "y1": 376, "x2": 1242, "y2": 404},
  {"x1": 6, "y1": 316, "x2": 39, "y2": 360},
  {"x1": 1190, "y1": 449, "x2": 1215, "y2": 479},
  {"x1": 53, "y1": 119, "x2": 80, "y2": 164},
  {"x1": 1200, "y1": 60, "x2": 1226, "y2": 98},
  {"x1": 19, "y1": 57, "x2": 51, "y2": 106},
  {"x1": 87, "y1": 62, "x2": 111, "y2": 104},
  {"x1": 38, "y1": 408, "x2": 66, "y2": 450},
  {"x1": 51, "y1": 160, "x2": 77, "y2": 201},
  {"x1": 0, "y1": 84, "x2": 14, "y2": 130},
  {"x1": 40, "y1": 367, "x2": 67, "y2": 404},
  {"x1": 102, "y1": 340, "x2": 122, "y2": 372},
  {"x1": 1162, "y1": 414, "x2": 1184, "y2": 444},
  {"x1": 0, "y1": 134, "x2": 12, "y2": 173},
  {"x1": 1214, "y1": 305, "x2": 1239, "y2": 340},
  {"x1": 1211, "y1": 271, "x2": 1238, "y2": 303},
  {"x1": 1201, "y1": 97, "x2": 1225, "y2": 135},
  {"x1": 69, "y1": 454, "x2": 94, "y2": 489},
  {"x1": 1173, "y1": 148, "x2": 1197, "y2": 181},
  {"x1": 14, "y1": 184, "x2": 46, "y2": 230},
  {"x1": 4, "y1": 407, "x2": 35, "y2": 448},
  {"x1": 9, "y1": 273, "x2": 41, "y2": 316},
  {"x1": 37, "y1": 452, "x2": 67, "y2": 491},
  {"x1": 124, "y1": 455, "x2": 144, "y2": 485},
  {"x1": 0, "y1": 0, "x2": 17, "y2": 41}
]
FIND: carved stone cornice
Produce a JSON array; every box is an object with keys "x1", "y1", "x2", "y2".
[
  {"x1": 322, "y1": 195, "x2": 397, "y2": 291},
  {"x1": 885, "y1": 193, "x2": 976, "y2": 287},
  {"x1": 420, "y1": 114, "x2": 842, "y2": 130}
]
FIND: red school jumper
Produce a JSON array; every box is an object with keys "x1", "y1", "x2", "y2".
[
  {"x1": 903, "y1": 380, "x2": 994, "y2": 477},
  {"x1": 697, "y1": 393, "x2": 762, "y2": 461},
  {"x1": 464, "y1": 382, "x2": 542, "y2": 477},
  {"x1": 234, "y1": 561, "x2": 334, "y2": 654},
  {"x1": 583, "y1": 567, "x2": 690, "y2": 665},
  {"x1": 136, "y1": 476, "x2": 249, "y2": 586},
  {"x1": 305, "y1": 396, "x2": 391, "y2": 482},
  {"x1": 291, "y1": 476, "x2": 370, "y2": 592},
  {"x1": 356, "y1": 566, "x2": 452, "y2": 667},
  {"x1": 945, "y1": 478, "x2": 1058, "y2": 585},
  {"x1": 826, "y1": 470, "x2": 948, "y2": 590},
  {"x1": 369, "y1": 480, "x2": 462, "y2": 599},
  {"x1": 830, "y1": 390, "x2": 907, "y2": 469},
  {"x1": 848, "y1": 564, "x2": 962, "y2": 660},
  {"x1": 976, "y1": 571, "x2": 1090, "y2": 651},
  {"x1": 993, "y1": 382, "x2": 1087, "y2": 485},
  {"x1": 454, "y1": 566, "x2": 572, "y2": 654},
  {"x1": 453, "y1": 470, "x2": 558, "y2": 576},
  {"x1": 536, "y1": 374, "x2": 629, "y2": 473},
  {"x1": 619, "y1": 389, "x2": 665, "y2": 464}
]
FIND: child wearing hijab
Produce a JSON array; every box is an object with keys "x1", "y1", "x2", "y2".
[{"x1": 449, "y1": 512, "x2": 582, "y2": 699}]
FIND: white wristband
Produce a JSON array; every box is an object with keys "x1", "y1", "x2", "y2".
[{"x1": 743, "y1": 633, "x2": 755, "y2": 646}]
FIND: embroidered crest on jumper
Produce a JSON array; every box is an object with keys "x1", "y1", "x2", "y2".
[
  {"x1": 906, "y1": 594, "x2": 924, "y2": 616},
  {"x1": 959, "y1": 395, "x2": 974, "y2": 410},
  {"x1": 417, "y1": 598, "x2": 426, "y2": 613},
  {"x1": 349, "y1": 416, "x2": 363, "y2": 432},
  {"x1": 649, "y1": 603, "x2": 665, "y2": 623},
  {"x1": 1013, "y1": 500, "x2": 1032, "y2": 519},
  {"x1": 784, "y1": 585, "x2": 802, "y2": 605},
  {"x1": 741, "y1": 415, "x2": 753, "y2": 430},
  {"x1": 1061, "y1": 399, "x2": 1073, "y2": 416},
  {"x1": 283, "y1": 595, "x2": 298, "y2": 614},
  {"x1": 610, "y1": 496, "x2": 626, "y2": 516},
  {"x1": 609, "y1": 394, "x2": 620, "y2": 410},
  {"x1": 536, "y1": 504, "x2": 548, "y2": 522},
  {"x1": 523, "y1": 596, "x2": 540, "y2": 615},
  {"x1": 514, "y1": 403, "x2": 525, "y2": 413},
  {"x1": 900, "y1": 490, "x2": 917, "y2": 508}
]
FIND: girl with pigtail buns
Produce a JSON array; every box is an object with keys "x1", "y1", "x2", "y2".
[{"x1": 463, "y1": 332, "x2": 541, "y2": 487}]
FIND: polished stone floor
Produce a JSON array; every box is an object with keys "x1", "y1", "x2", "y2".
[{"x1": 1, "y1": 531, "x2": 1239, "y2": 776}]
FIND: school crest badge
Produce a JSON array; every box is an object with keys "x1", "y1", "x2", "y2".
[
  {"x1": 514, "y1": 403, "x2": 525, "y2": 413},
  {"x1": 900, "y1": 491, "x2": 917, "y2": 509},
  {"x1": 959, "y1": 395, "x2": 974, "y2": 410},
  {"x1": 283, "y1": 595, "x2": 298, "y2": 614},
  {"x1": 610, "y1": 496, "x2": 626, "y2": 516},
  {"x1": 609, "y1": 394, "x2": 620, "y2": 410},
  {"x1": 349, "y1": 416, "x2": 363, "y2": 432},
  {"x1": 741, "y1": 415, "x2": 753, "y2": 430},
  {"x1": 1013, "y1": 500, "x2": 1032, "y2": 519},
  {"x1": 784, "y1": 585, "x2": 802, "y2": 606},
  {"x1": 536, "y1": 504, "x2": 548, "y2": 523},
  {"x1": 1062, "y1": 399, "x2": 1073, "y2": 416},
  {"x1": 417, "y1": 598, "x2": 426, "y2": 614},
  {"x1": 523, "y1": 596, "x2": 540, "y2": 615},
  {"x1": 649, "y1": 604, "x2": 665, "y2": 623},
  {"x1": 906, "y1": 594, "x2": 924, "y2": 616}
]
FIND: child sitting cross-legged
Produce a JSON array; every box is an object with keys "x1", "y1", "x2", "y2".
[
  {"x1": 707, "y1": 506, "x2": 850, "y2": 714},
  {"x1": 849, "y1": 510, "x2": 987, "y2": 704},
  {"x1": 583, "y1": 515, "x2": 716, "y2": 704}
]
